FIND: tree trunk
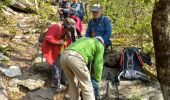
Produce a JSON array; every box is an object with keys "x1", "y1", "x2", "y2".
[
  {"x1": 34, "y1": 0, "x2": 39, "y2": 12},
  {"x1": 151, "y1": 0, "x2": 170, "y2": 100},
  {"x1": 84, "y1": 1, "x2": 89, "y2": 23}
]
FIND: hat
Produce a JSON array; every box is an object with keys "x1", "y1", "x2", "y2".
[
  {"x1": 95, "y1": 36, "x2": 104, "y2": 44},
  {"x1": 66, "y1": 18, "x2": 76, "y2": 29},
  {"x1": 92, "y1": 4, "x2": 102, "y2": 12}
]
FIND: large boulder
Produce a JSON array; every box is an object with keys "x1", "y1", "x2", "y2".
[
  {"x1": 8, "y1": 73, "x2": 46, "y2": 91},
  {"x1": 104, "y1": 48, "x2": 122, "y2": 68},
  {"x1": 9, "y1": 0, "x2": 36, "y2": 13},
  {"x1": 22, "y1": 87, "x2": 55, "y2": 100}
]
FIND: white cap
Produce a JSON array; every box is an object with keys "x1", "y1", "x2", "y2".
[
  {"x1": 95, "y1": 36, "x2": 104, "y2": 44},
  {"x1": 92, "y1": 4, "x2": 102, "y2": 12}
]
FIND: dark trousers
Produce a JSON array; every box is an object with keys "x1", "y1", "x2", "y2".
[{"x1": 52, "y1": 54, "x2": 67, "y2": 86}]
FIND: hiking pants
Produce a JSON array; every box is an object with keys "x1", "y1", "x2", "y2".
[
  {"x1": 60, "y1": 50, "x2": 95, "y2": 100},
  {"x1": 52, "y1": 54, "x2": 67, "y2": 87}
]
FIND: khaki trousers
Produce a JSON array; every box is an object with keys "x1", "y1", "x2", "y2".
[{"x1": 60, "y1": 50, "x2": 95, "y2": 100}]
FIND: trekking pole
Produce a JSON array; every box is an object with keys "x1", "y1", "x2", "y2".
[
  {"x1": 114, "y1": 75, "x2": 120, "y2": 99},
  {"x1": 103, "y1": 72, "x2": 111, "y2": 100},
  {"x1": 89, "y1": 61, "x2": 92, "y2": 73}
]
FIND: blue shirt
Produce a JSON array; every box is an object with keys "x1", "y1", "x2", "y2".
[{"x1": 85, "y1": 16, "x2": 112, "y2": 46}]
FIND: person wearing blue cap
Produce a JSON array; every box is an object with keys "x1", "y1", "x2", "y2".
[{"x1": 86, "y1": 4, "x2": 112, "y2": 49}]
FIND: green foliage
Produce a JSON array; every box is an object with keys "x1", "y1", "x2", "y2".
[
  {"x1": 37, "y1": 1, "x2": 59, "y2": 25},
  {"x1": 88, "y1": 0, "x2": 154, "y2": 53},
  {"x1": 0, "y1": 0, "x2": 11, "y2": 8},
  {"x1": 0, "y1": 45, "x2": 13, "y2": 56},
  {"x1": 0, "y1": 45, "x2": 13, "y2": 53},
  {"x1": 130, "y1": 95, "x2": 142, "y2": 100},
  {"x1": 88, "y1": 0, "x2": 154, "y2": 35}
]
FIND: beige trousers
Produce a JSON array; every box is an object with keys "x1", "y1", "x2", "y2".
[{"x1": 60, "y1": 50, "x2": 95, "y2": 100}]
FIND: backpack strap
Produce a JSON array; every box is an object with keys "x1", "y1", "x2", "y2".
[
  {"x1": 119, "y1": 49, "x2": 124, "y2": 67},
  {"x1": 136, "y1": 50, "x2": 144, "y2": 67},
  {"x1": 90, "y1": 18, "x2": 95, "y2": 37},
  {"x1": 90, "y1": 16, "x2": 106, "y2": 37},
  {"x1": 126, "y1": 52, "x2": 134, "y2": 70}
]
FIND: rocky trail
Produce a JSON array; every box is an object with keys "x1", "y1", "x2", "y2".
[{"x1": 0, "y1": 4, "x2": 163, "y2": 100}]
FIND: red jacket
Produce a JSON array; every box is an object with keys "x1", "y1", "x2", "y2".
[
  {"x1": 41, "y1": 23, "x2": 71, "y2": 65},
  {"x1": 71, "y1": 15, "x2": 83, "y2": 33}
]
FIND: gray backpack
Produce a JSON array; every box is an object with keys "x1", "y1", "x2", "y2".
[{"x1": 119, "y1": 47, "x2": 150, "y2": 81}]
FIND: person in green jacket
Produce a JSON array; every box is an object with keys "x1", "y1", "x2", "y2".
[{"x1": 60, "y1": 36, "x2": 104, "y2": 100}]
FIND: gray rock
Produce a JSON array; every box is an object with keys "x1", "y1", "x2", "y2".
[
  {"x1": 9, "y1": 74, "x2": 45, "y2": 91},
  {"x1": 2, "y1": 6, "x2": 18, "y2": 15},
  {"x1": 104, "y1": 48, "x2": 122, "y2": 67},
  {"x1": 32, "y1": 62, "x2": 51, "y2": 72},
  {"x1": 0, "y1": 65, "x2": 21, "y2": 77},
  {"x1": 0, "y1": 53, "x2": 10, "y2": 61},
  {"x1": 0, "y1": 78, "x2": 8, "y2": 100},
  {"x1": 22, "y1": 87, "x2": 55, "y2": 100},
  {"x1": 0, "y1": 63, "x2": 7, "y2": 68},
  {"x1": 104, "y1": 52, "x2": 120, "y2": 67},
  {"x1": 10, "y1": 0, "x2": 36, "y2": 13}
]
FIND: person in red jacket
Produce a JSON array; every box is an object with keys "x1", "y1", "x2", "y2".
[
  {"x1": 70, "y1": 15, "x2": 82, "y2": 39},
  {"x1": 41, "y1": 18, "x2": 76, "y2": 89}
]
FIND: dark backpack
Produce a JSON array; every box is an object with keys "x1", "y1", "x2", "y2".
[{"x1": 119, "y1": 47, "x2": 150, "y2": 81}]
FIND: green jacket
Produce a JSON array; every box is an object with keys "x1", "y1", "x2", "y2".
[{"x1": 66, "y1": 37, "x2": 104, "y2": 81}]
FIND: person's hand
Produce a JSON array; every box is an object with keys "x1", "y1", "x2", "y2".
[
  {"x1": 58, "y1": 8, "x2": 63, "y2": 11},
  {"x1": 57, "y1": 40, "x2": 64, "y2": 45},
  {"x1": 68, "y1": 7, "x2": 72, "y2": 11}
]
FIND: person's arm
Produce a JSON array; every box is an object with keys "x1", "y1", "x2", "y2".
[
  {"x1": 85, "y1": 20, "x2": 92, "y2": 37},
  {"x1": 102, "y1": 17, "x2": 112, "y2": 43},
  {"x1": 93, "y1": 43, "x2": 104, "y2": 81},
  {"x1": 45, "y1": 25, "x2": 64, "y2": 45},
  {"x1": 59, "y1": 1, "x2": 70, "y2": 14}
]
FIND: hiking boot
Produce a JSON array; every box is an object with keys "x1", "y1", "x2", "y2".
[
  {"x1": 51, "y1": 83, "x2": 66, "y2": 92},
  {"x1": 51, "y1": 83, "x2": 60, "y2": 89},
  {"x1": 59, "y1": 84, "x2": 66, "y2": 90},
  {"x1": 64, "y1": 93, "x2": 70, "y2": 100}
]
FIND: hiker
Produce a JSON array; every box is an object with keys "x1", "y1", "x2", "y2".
[
  {"x1": 58, "y1": 0, "x2": 70, "y2": 19},
  {"x1": 41, "y1": 18, "x2": 76, "y2": 89},
  {"x1": 68, "y1": 0, "x2": 84, "y2": 37},
  {"x1": 69, "y1": 0, "x2": 84, "y2": 21},
  {"x1": 60, "y1": 36, "x2": 104, "y2": 100},
  {"x1": 57, "y1": 0, "x2": 83, "y2": 39},
  {"x1": 86, "y1": 4, "x2": 112, "y2": 49}
]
